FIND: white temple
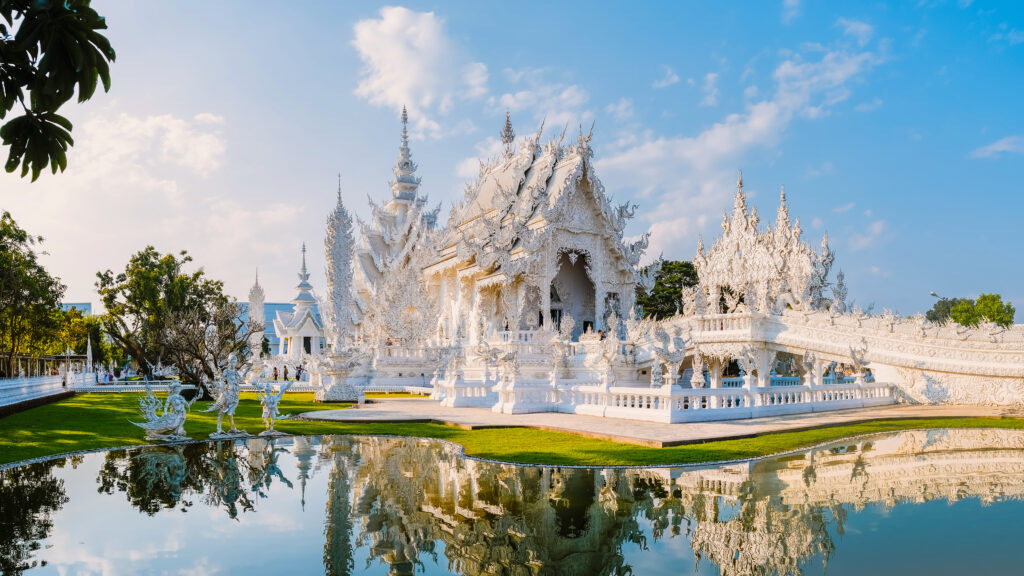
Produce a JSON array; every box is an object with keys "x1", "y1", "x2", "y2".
[
  {"x1": 294, "y1": 110, "x2": 1024, "y2": 414},
  {"x1": 270, "y1": 244, "x2": 326, "y2": 359}
]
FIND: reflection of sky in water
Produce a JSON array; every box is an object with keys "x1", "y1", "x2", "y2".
[{"x1": 5, "y1": 429, "x2": 1024, "y2": 576}]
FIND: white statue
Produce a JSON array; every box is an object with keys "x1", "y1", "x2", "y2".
[
  {"x1": 256, "y1": 380, "x2": 292, "y2": 436},
  {"x1": 131, "y1": 381, "x2": 196, "y2": 441},
  {"x1": 203, "y1": 353, "x2": 248, "y2": 437}
]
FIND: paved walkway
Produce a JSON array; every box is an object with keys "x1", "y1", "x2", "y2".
[{"x1": 299, "y1": 399, "x2": 1024, "y2": 447}]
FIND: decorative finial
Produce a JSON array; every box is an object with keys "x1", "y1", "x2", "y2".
[
  {"x1": 401, "y1": 105, "x2": 408, "y2": 141},
  {"x1": 301, "y1": 242, "x2": 307, "y2": 275},
  {"x1": 780, "y1": 184, "x2": 786, "y2": 202},
  {"x1": 737, "y1": 170, "x2": 744, "y2": 190},
  {"x1": 501, "y1": 110, "x2": 515, "y2": 153},
  {"x1": 255, "y1": 267, "x2": 259, "y2": 286}
]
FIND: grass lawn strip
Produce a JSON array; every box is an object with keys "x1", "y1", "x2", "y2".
[{"x1": 2, "y1": 393, "x2": 1023, "y2": 467}]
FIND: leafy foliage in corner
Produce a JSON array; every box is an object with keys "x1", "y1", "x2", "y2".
[
  {"x1": 635, "y1": 260, "x2": 699, "y2": 320},
  {"x1": 1, "y1": 0, "x2": 115, "y2": 180}
]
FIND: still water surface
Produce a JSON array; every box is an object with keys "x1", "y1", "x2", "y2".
[{"x1": 2, "y1": 429, "x2": 1024, "y2": 575}]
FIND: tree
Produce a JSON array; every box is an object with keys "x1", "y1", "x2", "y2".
[
  {"x1": 635, "y1": 260, "x2": 699, "y2": 320},
  {"x1": 1, "y1": 0, "x2": 115, "y2": 181},
  {"x1": 0, "y1": 210, "x2": 65, "y2": 374},
  {"x1": 162, "y1": 297, "x2": 256, "y2": 391},
  {"x1": 96, "y1": 247, "x2": 254, "y2": 382},
  {"x1": 925, "y1": 297, "x2": 971, "y2": 324},
  {"x1": 931, "y1": 293, "x2": 1017, "y2": 328}
]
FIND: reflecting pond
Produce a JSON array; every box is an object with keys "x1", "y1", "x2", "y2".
[{"x1": 3, "y1": 428, "x2": 1024, "y2": 575}]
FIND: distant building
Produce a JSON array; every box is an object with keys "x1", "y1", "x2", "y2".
[
  {"x1": 241, "y1": 246, "x2": 325, "y2": 358},
  {"x1": 61, "y1": 302, "x2": 93, "y2": 316}
]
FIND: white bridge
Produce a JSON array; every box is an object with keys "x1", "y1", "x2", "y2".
[{"x1": 357, "y1": 302, "x2": 1024, "y2": 424}]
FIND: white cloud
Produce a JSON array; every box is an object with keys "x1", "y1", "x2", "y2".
[
  {"x1": 652, "y1": 66, "x2": 680, "y2": 88},
  {"x1": 836, "y1": 18, "x2": 874, "y2": 47},
  {"x1": 850, "y1": 220, "x2": 886, "y2": 250},
  {"x1": 811, "y1": 217, "x2": 824, "y2": 229},
  {"x1": 598, "y1": 42, "x2": 883, "y2": 261},
  {"x1": 989, "y1": 24, "x2": 1024, "y2": 46},
  {"x1": 700, "y1": 73, "x2": 720, "y2": 107},
  {"x1": 455, "y1": 136, "x2": 505, "y2": 180},
  {"x1": 833, "y1": 202, "x2": 856, "y2": 213},
  {"x1": 496, "y1": 68, "x2": 589, "y2": 127},
  {"x1": 855, "y1": 97, "x2": 883, "y2": 112},
  {"x1": 1, "y1": 109, "x2": 301, "y2": 303},
  {"x1": 971, "y1": 135, "x2": 1024, "y2": 158},
  {"x1": 352, "y1": 6, "x2": 487, "y2": 138},
  {"x1": 806, "y1": 161, "x2": 834, "y2": 178},
  {"x1": 782, "y1": 0, "x2": 801, "y2": 24},
  {"x1": 605, "y1": 97, "x2": 635, "y2": 121}
]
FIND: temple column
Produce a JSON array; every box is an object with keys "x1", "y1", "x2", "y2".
[
  {"x1": 756, "y1": 348, "x2": 776, "y2": 389},
  {"x1": 541, "y1": 276, "x2": 552, "y2": 329},
  {"x1": 708, "y1": 358, "x2": 723, "y2": 388},
  {"x1": 595, "y1": 285, "x2": 606, "y2": 331},
  {"x1": 469, "y1": 284, "x2": 481, "y2": 343}
]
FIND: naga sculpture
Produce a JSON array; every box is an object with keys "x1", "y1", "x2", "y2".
[{"x1": 131, "y1": 381, "x2": 196, "y2": 441}]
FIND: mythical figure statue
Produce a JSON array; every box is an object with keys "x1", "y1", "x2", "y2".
[
  {"x1": 203, "y1": 353, "x2": 248, "y2": 437},
  {"x1": 256, "y1": 380, "x2": 292, "y2": 436},
  {"x1": 131, "y1": 381, "x2": 196, "y2": 441}
]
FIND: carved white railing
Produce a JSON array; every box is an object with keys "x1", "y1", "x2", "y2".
[
  {"x1": 770, "y1": 375, "x2": 802, "y2": 386},
  {"x1": 0, "y1": 374, "x2": 67, "y2": 407},
  {"x1": 699, "y1": 313, "x2": 753, "y2": 332},
  {"x1": 504, "y1": 380, "x2": 893, "y2": 423},
  {"x1": 498, "y1": 330, "x2": 537, "y2": 343}
]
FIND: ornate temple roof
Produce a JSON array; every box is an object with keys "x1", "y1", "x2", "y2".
[{"x1": 431, "y1": 117, "x2": 648, "y2": 281}]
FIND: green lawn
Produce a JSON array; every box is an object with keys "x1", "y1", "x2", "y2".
[{"x1": 2, "y1": 393, "x2": 1023, "y2": 467}]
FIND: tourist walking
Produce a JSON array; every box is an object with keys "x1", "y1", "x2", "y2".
[
  {"x1": 273, "y1": 367, "x2": 278, "y2": 380},
  {"x1": 283, "y1": 366, "x2": 289, "y2": 380}
]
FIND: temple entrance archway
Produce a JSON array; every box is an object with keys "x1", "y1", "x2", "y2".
[{"x1": 551, "y1": 251, "x2": 595, "y2": 340}]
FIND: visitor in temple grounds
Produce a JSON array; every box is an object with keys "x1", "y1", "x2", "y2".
[
  {"x1": 283, "y1": 366, "x2": 289, "y2": 380},
  {"x1": 295, "y1": 365, "x2": 303, "y2": 381},
  {"x1": 598, "y1": 330, "x2": 606, "y2": 341},
  {"x1": 273, "y1": 367, "x2": 278, "y2": 380}
]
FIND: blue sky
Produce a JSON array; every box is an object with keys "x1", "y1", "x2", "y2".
[{"x1": 3, "y1": 1, "x2": 1022, "y2": 319}]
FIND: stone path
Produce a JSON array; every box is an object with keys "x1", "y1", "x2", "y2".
[{"x1": 299, "y1": 399, "x2": 1024, "y2": 447}]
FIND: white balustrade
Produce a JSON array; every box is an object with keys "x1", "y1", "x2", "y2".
[{"x1": 0, "y1": 374, "x2": 67, "y2": 407}]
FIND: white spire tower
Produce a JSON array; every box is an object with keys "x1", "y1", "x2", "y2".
[
  {"x1": 248, "y1": 269, "x2": 266, "y2": 355},
  {"x1": 325, "y1": 175, "x2": 356, "y2": 350}
]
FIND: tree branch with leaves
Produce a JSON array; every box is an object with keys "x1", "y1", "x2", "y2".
[{"x1": 1, "y1": 0, "x2": 115, "y2": 180}]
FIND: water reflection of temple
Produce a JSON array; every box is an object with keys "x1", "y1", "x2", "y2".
[
  {"x1": 7, "y1": 430, "x2": 1024, "y2": 576},
  {"x1": 324, "y1": 429, "x2": 1024, "y2": 576}
]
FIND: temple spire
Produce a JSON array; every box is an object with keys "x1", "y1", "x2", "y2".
[
  {"x1": 400, "y1": 105, "x2": 409, "y2": 149},
  {"x1": 390, "y1": 105, "x2": 421, "y2": 200},
  {"x1": 501, "y1": 110, "x2": 515, "y2": 156},
  {"x1": 737, "y1": 170, "x2": 744, "y2": 190},
  {"x1": 292, "y1": 243, "x2": 316, "y2": 308}
]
